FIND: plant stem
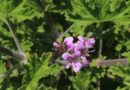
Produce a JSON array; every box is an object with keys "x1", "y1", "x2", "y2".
[
  {"x1": 98, "y1": 23, "x2": 103, "y2": 59},
  {"x1": 59, "y1": 23, "x2": 74, "y2": 39},
  {"x1": 4, "y1": 18, "x2": 26, "y2": 61},
  {"x1": 5, "y1": 18, "x2": 23, "y2": 52},
  {"x1": 98, "y1": 38, "x2": 103, "y2": 58},
  {"x1": 97, "y1": 23, "x2": 103, "y2": 90},
  {"x1": 97, "y1": 77, "x2": 100, "y2": 90},
  {"x1": 96, "y1": 58, "x2": 128, "y2": 67},
  {"x1": 0, "y1": 46, "x2": 26, "y2": 61}
]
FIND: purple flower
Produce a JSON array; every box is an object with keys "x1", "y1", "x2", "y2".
[
  {"x1": 74, "y1": 50, "x2": 81, "y2": 57},
  {"x1": 64, "y1": 37, "x2": 74, "y2": 50},
  {"x1": 62, "y1": 51, "x2": 88, "y2": 73},
  {"x1": 74, "y1": 41, "x2": 85, "y2": 51},
  {"x1": 62, "y1": 52, "x2": 83, "y2": 72},
  {"x1": 72, "y1": 61, "x2": 82, "y2": 72},
  {"x1": 78, "y1": 36, "x2": 95, "y2": 48},
  {"x1": 62, "y1": 52, "x2": 71, "y2": 60},
  {"x1": 81, "y1": 56, "x2": 89, "y2": 66},
  {"x1": 60, "y1": 36, "x2": 95, "y2": 72},
  {"x1": 78, "y1": 36, "x2": 84, "y2": 42},
  {"x1": 64, "y1": 36, "x2": 86, "y2": 52},
  {"x1": 64, "y1": 37, "x2": 73, "y2": 46},
  {"x1": 62, "y1": 51, "x2": 80, "y2": 61},
  {"x1": 85, "y1": 38, "x2": 95, "y2": 48},
  {"x1": 65, "y1": 60, "x2": 83, "y2": 73}
]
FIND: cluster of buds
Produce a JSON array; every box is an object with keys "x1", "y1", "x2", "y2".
[{"x1": 53, "y1": 36, "x2": 95, "y2": 72}]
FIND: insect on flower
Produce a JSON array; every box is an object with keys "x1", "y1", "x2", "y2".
[
  {"x1": 51, "y1": 42, "x2": 66, "y2": 63},
  {"x1": 52, "y1": 36, "x2": 95, "y2": 72}
]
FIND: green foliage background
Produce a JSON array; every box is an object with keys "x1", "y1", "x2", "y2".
[{"x1": 0, "y1": 0, "x2": 130, "y2": 90}]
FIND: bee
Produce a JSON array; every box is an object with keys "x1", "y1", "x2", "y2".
[
  {"x1": 52, "y1": 42, "x2": 66, "y2": 58},
  {"x1": 51, "y1": 42, "x2": 66, "y2": 63}
]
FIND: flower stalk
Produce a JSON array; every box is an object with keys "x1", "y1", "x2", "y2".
[
  {"x1": 98, "y1": 23, "x2": 103, "y2": 59},
  {"x1": 96, "y1": 59, "x2": 128, "y2": 67}
]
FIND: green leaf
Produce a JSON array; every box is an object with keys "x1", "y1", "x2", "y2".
[
  {"x1": 0, "y1": 0, "x2": 22, "y2": 22},
  {"x1": 0, "y1": 0, "x2": 43, "y2": 23},
  {"x1": 24, "y1": 53, "x2": 62, "y2": 90},
  {"x1": 124, "y1": 41, "x2": 130, "y2": 50},
  {"x1": 69, "y1": 70, "x2": 91, "y2": 90},
  {"x1": 115, "y1": 44, "x2": 123, "y2": 52},
  {"x1": 10, "y1": 0, "x2": 43, "y2": 23},
  {"x1": 109, "y1": 65, "x2": 130, "y2": 88}
]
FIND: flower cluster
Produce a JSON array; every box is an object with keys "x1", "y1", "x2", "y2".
[{"x1": 53, "y1": 36, "x2": 95, "y2": 72}]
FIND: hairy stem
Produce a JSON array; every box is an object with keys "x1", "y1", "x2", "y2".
[
  {"x1": 0, "y1": 46, "x2": 26, "y2": 61},
  {"x1": 96, "y1": 59, "x2": 128, "y2": 67},
  {"x1": 98, "y1": 24, "x2": 103, "y2": 59},
  {"x1": 97, "y1": 23, "x2": 103, "y2": 90},
  {"x1": 59, "y1": 24, "x2": 74, "y2": 39},
  {"x1": 98, "y1": 39, "x2": 103, "y2": 57},
  {"x1": 4, "y1": 18, "x2": 26, "y2": 61},
  {"x1": 5, "y1": 18, "x2": 23, "y2": 52}
]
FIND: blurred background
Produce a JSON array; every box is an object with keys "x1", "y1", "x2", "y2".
[{"x1": 0, "y1": 0, "x2": 130, "y2": 90}]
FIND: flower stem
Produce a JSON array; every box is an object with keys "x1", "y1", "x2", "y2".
[
  {"x1": 98, "y1": 23, "x2": 103, "y2": 59},
  {"x1": 98, "y1": 38, "x2": 103, "y2": 58},
  {"x1": 96, "y1": 59, "x2": 128, "y2": 67},
  {"x1": 59, "y1": 24, "x2": 75, "y2": 39}
]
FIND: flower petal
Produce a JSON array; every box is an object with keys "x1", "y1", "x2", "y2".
[
  {"x1": 85, "y1": 38, "x2": 95, "y2": 47},
  {"x1": 74, "y1": 41, "x2": 85, "y2": 51},
  {"x1": 65, "y1": 62, "x2": 70, "y2": 69},
  {"x1": 67, "y1": 44, "x2": 74, "y2": 50},
  {"x1": 74, "y1": 50, "x2": 81, "y2": 57},
  {"x1": 78, "y1": 36, "x2": 84, "y2": 42},
  {"x1": 81, "y1": 56, "x2": 89, "y2": 66},
  {"x1": 64, "y1": 37, "x2": 73, "y2": 46},
  {"x1": 72, "y1": 61, "x2": 82, "y2": 72},
  {"x1": 62, "y1": 53, "x2": 70, "y2": 60}
]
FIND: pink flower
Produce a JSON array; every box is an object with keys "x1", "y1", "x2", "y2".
[
  {"x1": 85, "y1": 38, "x2": 95, "y2": 48},
  {"x1": 72, "y1": 61, "x2": 82, "y2": 72},
  {"x1": 64, "y1": 37, "x2": 74, "y2": 50},
  {"x1": 61, "y1": 36, "x2": 95, "y2": 72},
  {"x1": 78, "y1": 36, "x2": 95, "y2": 48}
]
